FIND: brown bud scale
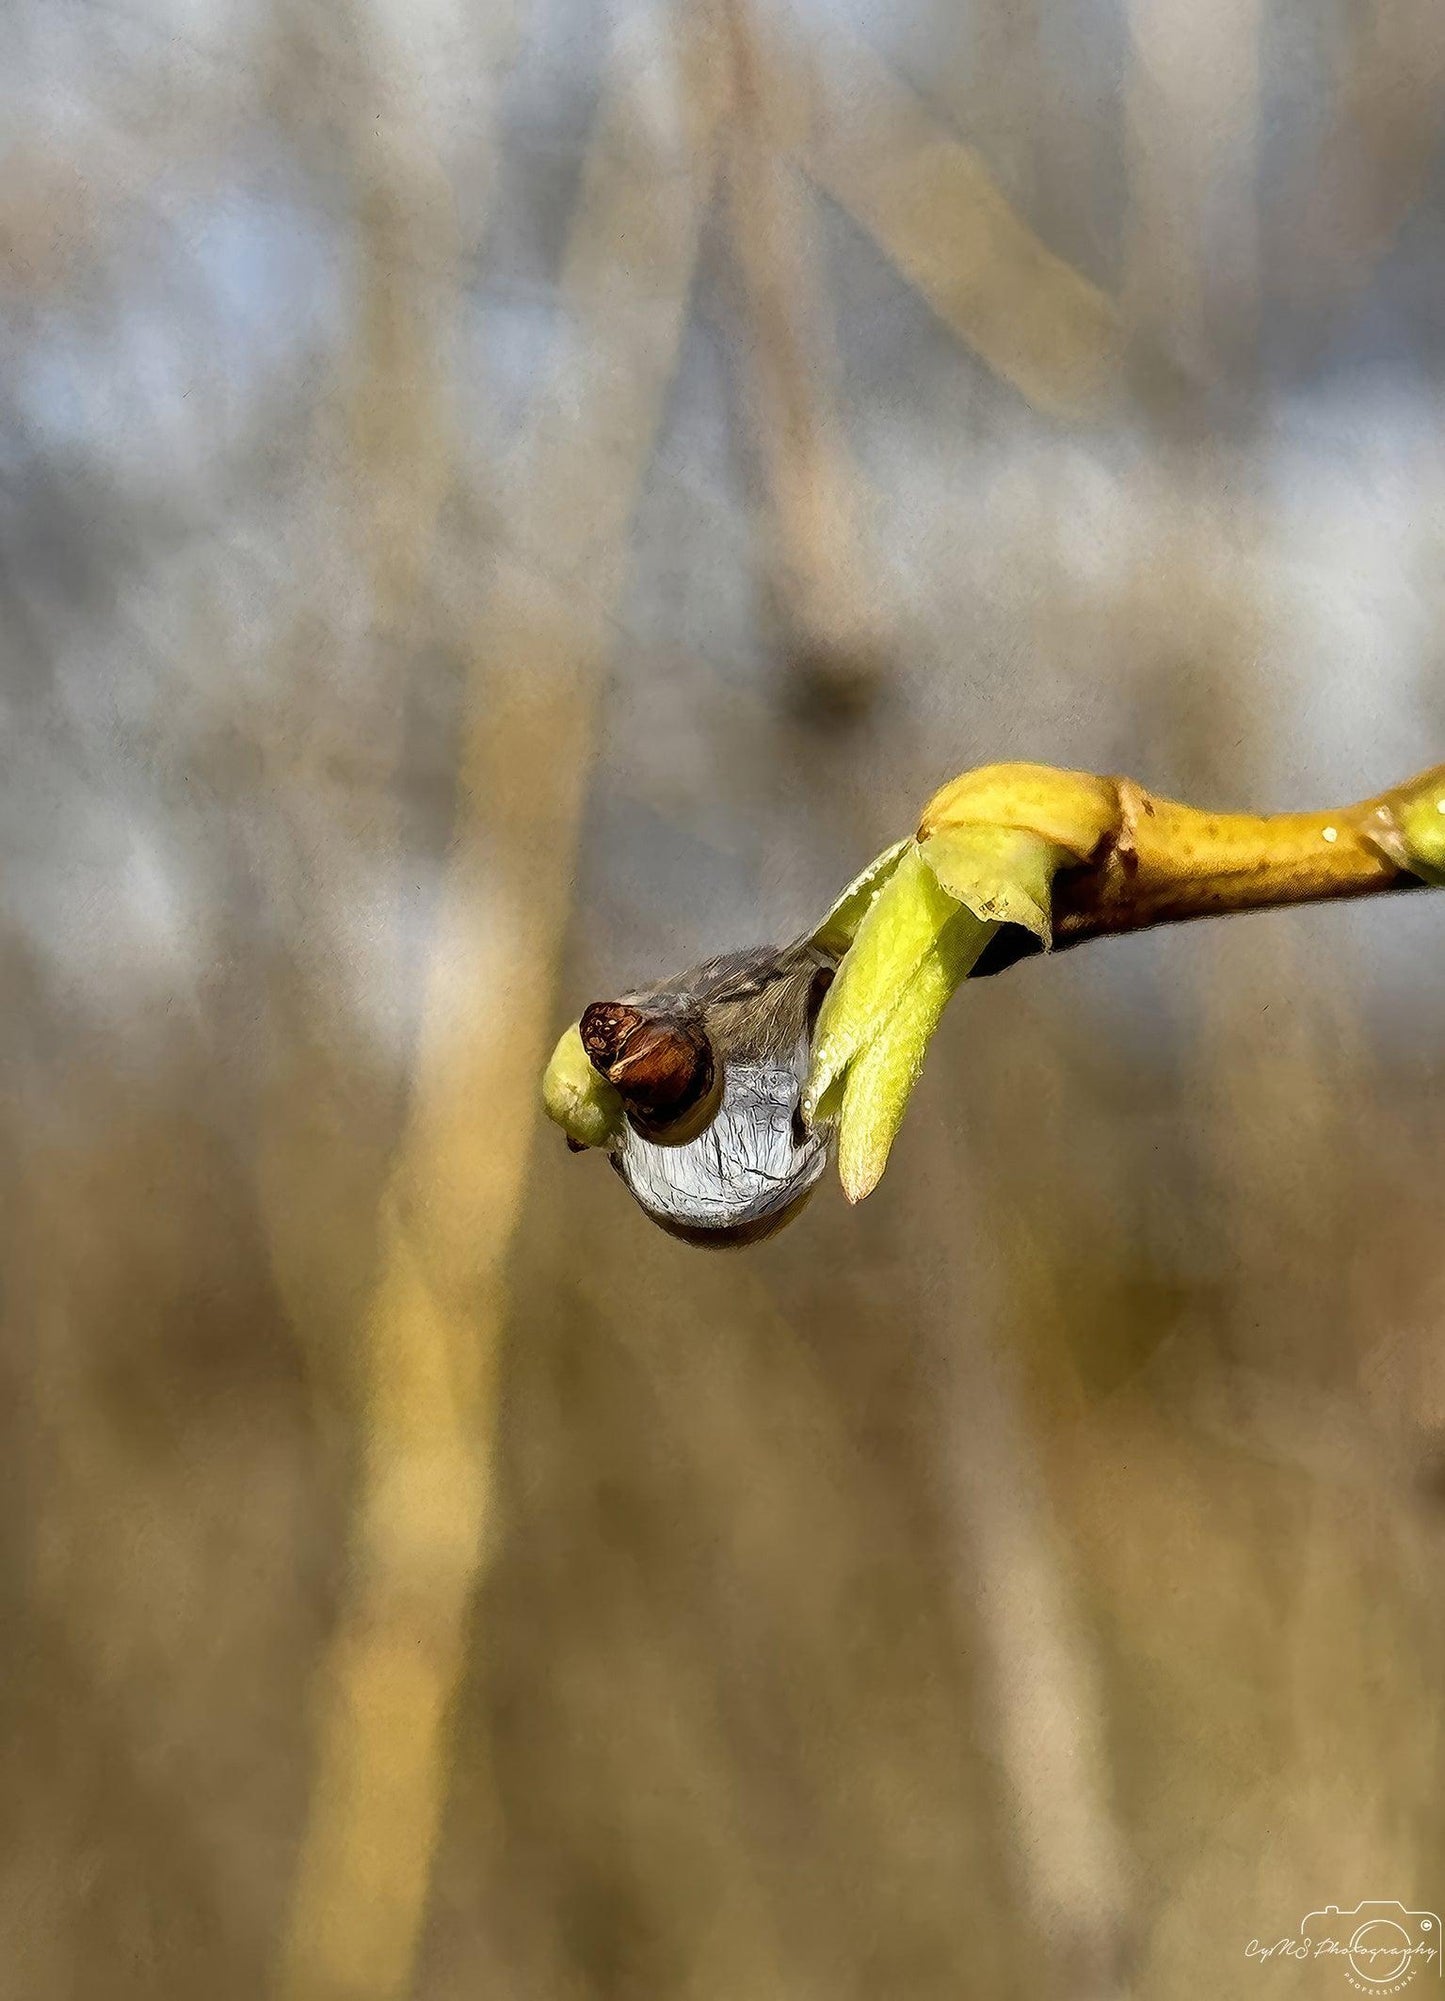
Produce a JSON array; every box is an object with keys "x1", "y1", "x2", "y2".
[{"x1": 579, "y1": 1000, "x2": 714, "y2": 1128}]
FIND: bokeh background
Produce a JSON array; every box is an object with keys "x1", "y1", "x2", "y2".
[{"x1": 3, "y1": 0, "x2": 1444, "y2": 1995}]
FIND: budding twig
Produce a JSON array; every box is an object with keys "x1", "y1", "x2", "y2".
[{"x1": 544, "y1": 759, "x2": 1445, "y2": 1226}]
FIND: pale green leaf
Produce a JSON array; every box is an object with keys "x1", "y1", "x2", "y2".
[
  {"x1": 803, "y1": 843, "x2": 961, "y2": 1123},
  {"x1": 809, "y1": 838, "x2": 911, "y2": 954},
  {"x1": 918, "y1": 824, "x2": 1067, "y2": 945},
  {"x1": 835, "y1": 907, "x2": 995, "y2": 1202}
]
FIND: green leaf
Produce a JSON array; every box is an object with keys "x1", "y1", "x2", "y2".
[
  {"x1": 918, "y1": 824, "x2": 1067, "y2": 946},
  {"x1": 835, "y1": 906, "x2": 995, "y2": 1202},
  {"x1": 808, "y1": 838, "x2": 911, "y2": 954},
  {"x1": 812, "y1": 819, "x2": 1069, "y2": 1197},
  {"x1": 803, "y1": 843, "x2": 962, "y2": 1123}
]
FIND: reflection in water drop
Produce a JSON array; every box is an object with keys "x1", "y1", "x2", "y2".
[{"x1": 615, "y1": 1045, "x2": 829, "y2": 1247}]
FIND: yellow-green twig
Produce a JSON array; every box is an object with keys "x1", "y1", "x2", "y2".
[{"x1": 922, "y1": 760, "x2": 1445, "y2": 960}]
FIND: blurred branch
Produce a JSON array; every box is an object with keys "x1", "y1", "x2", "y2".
[
  {"x1": 908, "y1": 1141, "x2": 1133, "y2": 1998},
  {"x1": 269, "y1": 5, "x2": 501, "y2": 1996},
  {"x1": 254, "y1": 0, "x2": 519, "y2": 1496},
  {"x1": 0, "y1": 145, "x2": 98, "y2": 296},
  {"x1": 278, "y1": 5, "x2": 724, "y2": 1997},
  {"x1": 1281, "y1": 0, "x2": 1445, "y2": 327},
  {"x1": 717, "y1": 0, "x2": 885, "y2": 716},
  {"x1": 1124, "y1": 0, "x2": 1262, "y2": 387},
  {"x1": 789, "y1": 22, "x2": 1123, "y2": 417}
]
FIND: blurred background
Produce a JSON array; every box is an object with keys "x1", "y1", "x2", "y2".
[{"x1": 3, "y1": 0, "x2": 1444, "y2": 1995}]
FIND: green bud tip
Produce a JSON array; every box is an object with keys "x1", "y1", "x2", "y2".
[{"x1": 542, "y1": 1023, "x2": 624, "y2": 1150}]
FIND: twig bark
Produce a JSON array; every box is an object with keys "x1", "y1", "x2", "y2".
[{"x1": 924, "y1": 763, "x2": 1445, "y2": 973}]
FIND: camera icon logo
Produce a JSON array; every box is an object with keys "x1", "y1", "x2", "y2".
[{"x1": 1301, "y1": 1902, "x2": 1442, "y2": 1990}]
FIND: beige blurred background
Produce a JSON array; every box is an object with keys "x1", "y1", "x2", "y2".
[{"x1": 3, "y1": 0, "x2": 1445, "y2": 1996}]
